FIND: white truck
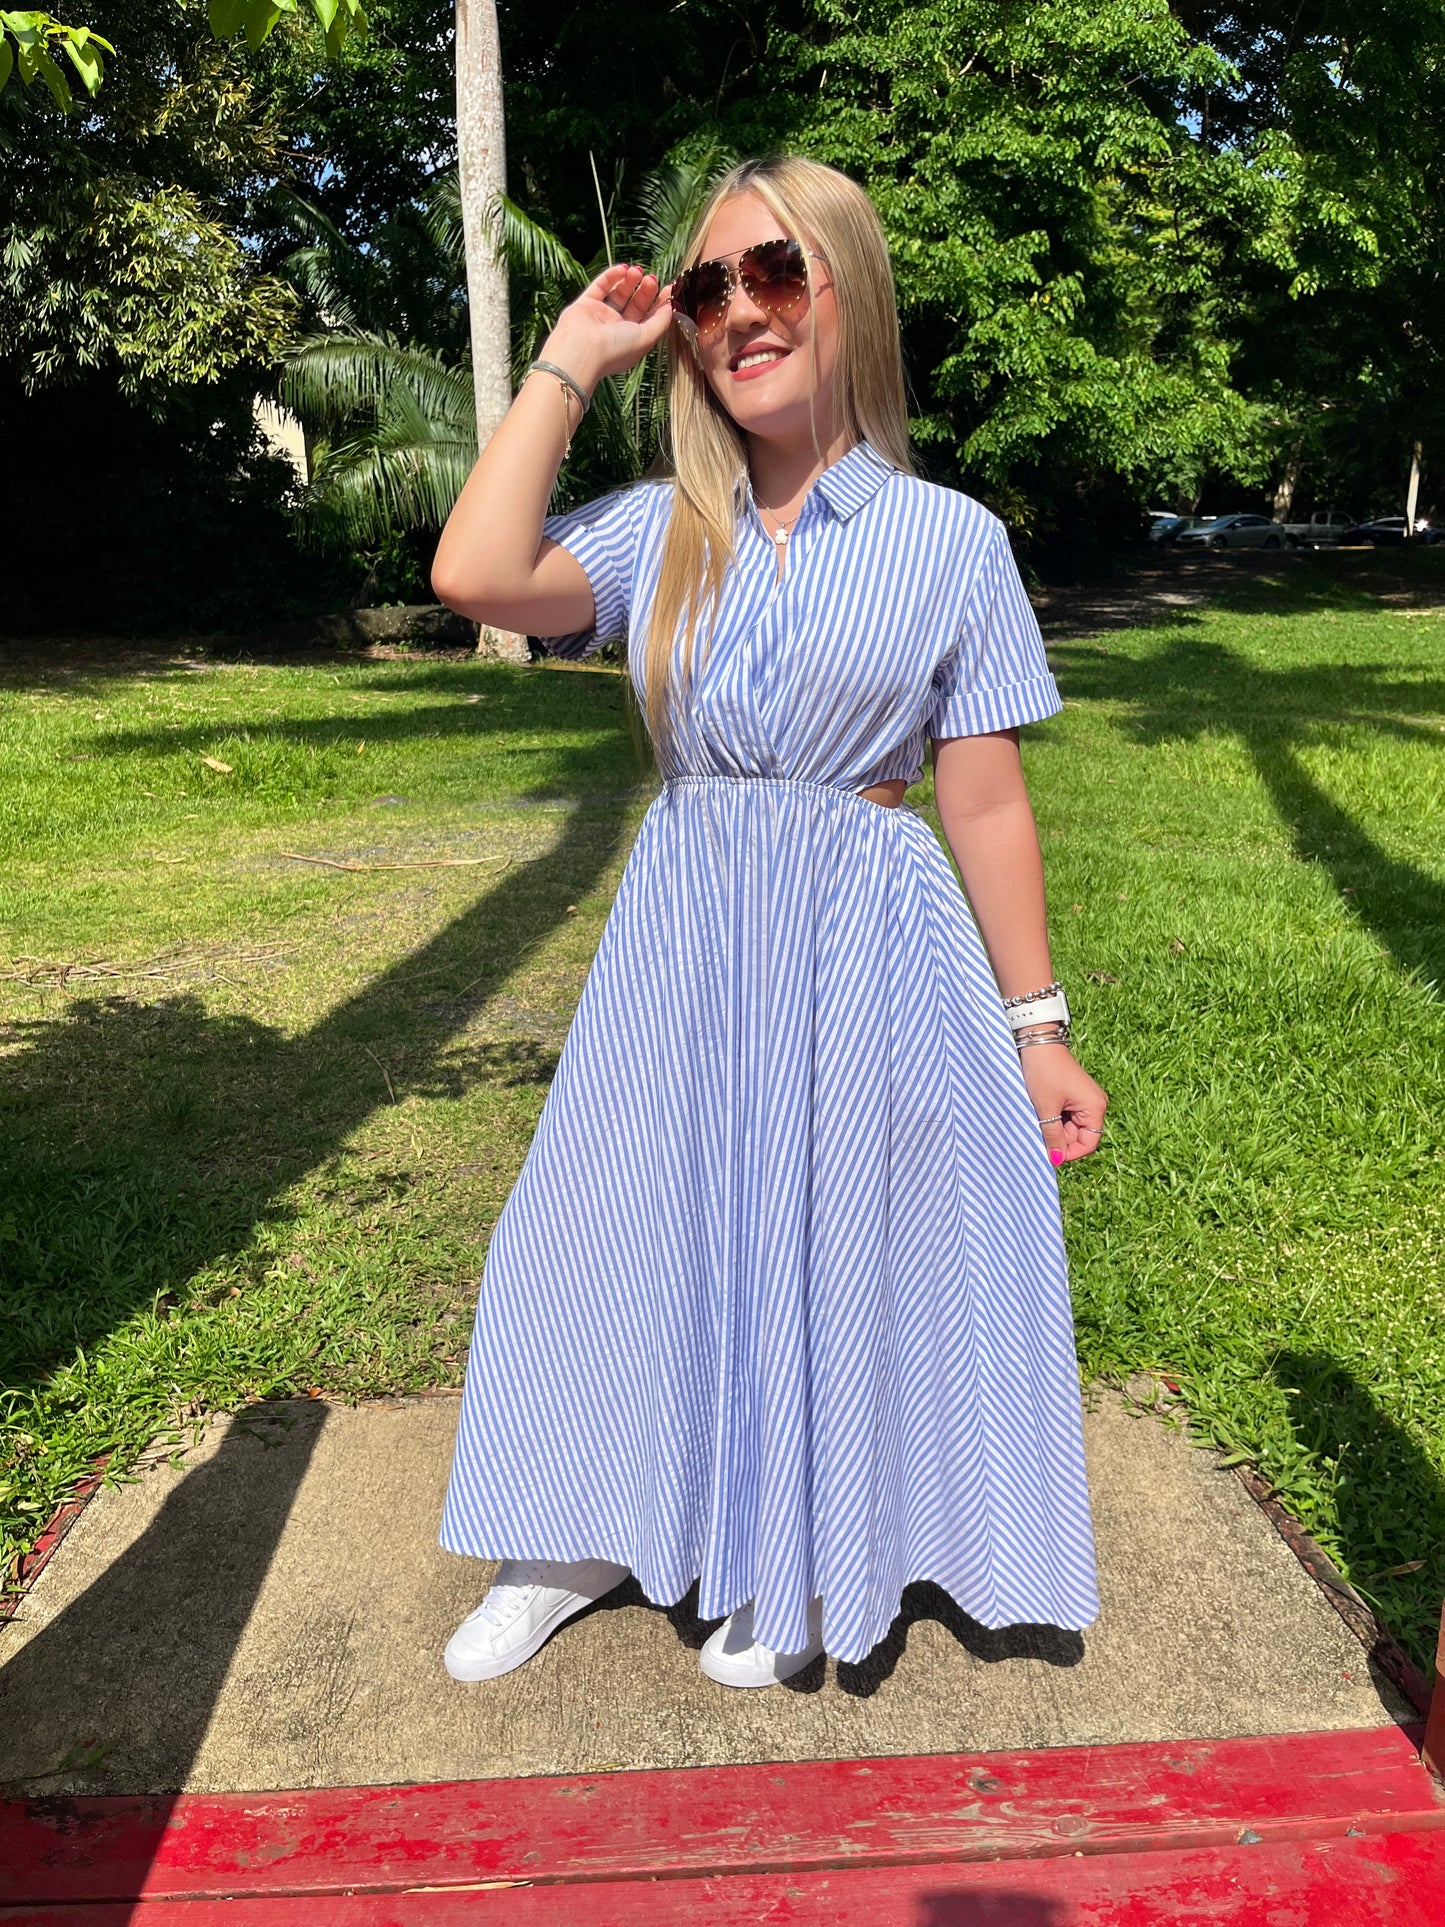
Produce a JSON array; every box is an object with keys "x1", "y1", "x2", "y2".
[{"x1": 1278, "y1": 509, "x2": 1357, "y2": 548}]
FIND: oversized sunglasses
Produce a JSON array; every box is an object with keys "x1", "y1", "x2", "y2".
[{"x1": 672, "y1": 238, "x2": 825, "y2": 346}]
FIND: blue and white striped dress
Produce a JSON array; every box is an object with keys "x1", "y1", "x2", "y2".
[{"x1": 441, "y1": 442, "x2": 1099, "y2": 1662}]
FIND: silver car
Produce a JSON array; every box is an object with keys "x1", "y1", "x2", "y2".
[{"x1": 1175, "y1": 512, "x2": 1284, "y2": 551}]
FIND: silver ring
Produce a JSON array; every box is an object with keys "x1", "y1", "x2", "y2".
[
  {"x1": 1036, "y1": 1113, "x2": 1064, "y2": 1126},
  {"x1": 1075, "y1": 1124, "x2": 1102, "y2": 1135}
]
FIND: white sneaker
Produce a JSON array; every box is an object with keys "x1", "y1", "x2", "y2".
[
  {"x1": 699, "y1": 1596, "x2": 826, "y2": 1689},
  {"x1": 444, "y1": 1558, "x2": 628, "y2": 1681}
]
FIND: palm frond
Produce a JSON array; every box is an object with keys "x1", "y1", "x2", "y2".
[
  {"x1": 423, "y1": 173, "x2": 466, "y2": 271},
  {"x1": 272, "y1": 192, "x2": 367, "y2": 331},
  {"x1": 629, "y1": 145, "x2": 735, "y2": 281},
  {"x1": 282, "y1": 333, "x2": 472, "y2": 434},
  {"x1": 494, "y1": 193, "x2": 591, "y2": 295},
  {"x1": 298, "y1": 417, "x2": 477, "y2": 548}
]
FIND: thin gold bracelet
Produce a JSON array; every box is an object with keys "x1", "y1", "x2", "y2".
[{"x1": 527, "y1": 364, "x2": 579, "y2": 455}]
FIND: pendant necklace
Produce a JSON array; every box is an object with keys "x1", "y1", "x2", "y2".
[{"x1": 760, "y1": 505, "x2": 801, "y2": 549}]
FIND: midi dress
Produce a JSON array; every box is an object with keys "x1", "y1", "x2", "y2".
[{"x1": 440, "y1": 441, "x2": 1100, "y2": 1663}]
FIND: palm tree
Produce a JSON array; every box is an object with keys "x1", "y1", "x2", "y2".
[
  {"x1": 278, "y1": 148, "x2": 731, "y2": 558},
  {"x1": 455, "y1": 0, "x2": 510, "y2": 454}
]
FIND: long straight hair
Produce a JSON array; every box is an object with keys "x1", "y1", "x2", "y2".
[{"x1": 641, "y1": 157, "x2": 914, "y2": 755}]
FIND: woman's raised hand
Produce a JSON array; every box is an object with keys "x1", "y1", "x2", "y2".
[{"x1": 544, "y1": 265, "x2": 673, "y2": 394}]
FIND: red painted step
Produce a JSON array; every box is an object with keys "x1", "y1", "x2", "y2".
[
  {"x1": 5, "y1": 1831, "x2": 1445, "y2": 1926},
  {"x1": 2, "y1": 1727, "x2": 1441, "y2": 1909}
]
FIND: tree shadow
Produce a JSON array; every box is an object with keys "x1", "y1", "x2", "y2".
[
  {"x1": 2, "y1": 787, "x2": 636, "y2": 1398},
  {"x1": 2, "y1": 667, "x2": 640, "y2": 1815},
  {"x1": 1272, "y1": 1352, "x2": 1445, "y2": 1672},
  {"x1": 1050, "y1": 634, "x2": 1445, "y2": 993},
  {"x1": 1033, "y1": 546, "x2": 1445, "y2": 642},
  {"x1": 0, "y1": 1400, "x2": 326, "y2": 1796}
]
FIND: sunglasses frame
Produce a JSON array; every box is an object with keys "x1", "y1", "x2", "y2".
[{"x1": 672, "y1": 238, "x2": 829, "y2": 348}]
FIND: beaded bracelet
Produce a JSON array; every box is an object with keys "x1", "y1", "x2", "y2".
[{"x1": 1002, "y1": 979, "x2": 1063, "y2": 1009}]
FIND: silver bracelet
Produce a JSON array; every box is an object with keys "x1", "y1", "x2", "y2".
[
  {"x1": 1017, "y1": 1027, "x2": 1071, "y2": 1050},
  {"x1": 1002, "y1": 979, "x2": 1063, "y2": 1009},
  {"x1": 528, "y1": 358, "x2": 591, "y2": 417}
]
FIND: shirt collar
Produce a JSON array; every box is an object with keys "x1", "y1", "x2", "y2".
[
  {"x1": 739, "y1": 441, "x2": 896, "y2": 527},
  {"x1": 812, "y1": 441, "x2": 896, "y2": 520}
]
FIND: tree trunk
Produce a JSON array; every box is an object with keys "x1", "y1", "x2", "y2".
[
  {"x1": 456, "y1": 0, "x2": 511, "y2": 450},
  {"x1": 455, "y1": 0, "x2": 526, "y2": 662},
  {"x1": 1406, "y1": 440, "x2": 1423, "y2": 539},
  {"x1": 1272, "y1": 446, "x2": 1302, "y2": 523}
]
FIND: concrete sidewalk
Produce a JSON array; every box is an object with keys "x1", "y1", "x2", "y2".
[{"x1": 0, "y1": 1390, "x2": 1408, "y2": 1796}]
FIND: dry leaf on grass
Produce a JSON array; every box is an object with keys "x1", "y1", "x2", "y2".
[
  {"x1": 280, "y1": 852, "x2": 511, "y2": 874},
  {"x1": 201, "y1": 755, "x2": 233, "y2": 774}
]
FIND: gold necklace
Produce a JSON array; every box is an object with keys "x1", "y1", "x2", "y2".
[{"x1": 759, "y1": 504, "x2": 802, "y2": 548}]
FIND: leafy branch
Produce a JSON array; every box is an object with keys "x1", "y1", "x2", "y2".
[
  {"x1": 0, "y1": 12, "x2": 114, "y2": 110},
  {"x1": 0, "y1": 0, "x2": 366, "y2": 110}
]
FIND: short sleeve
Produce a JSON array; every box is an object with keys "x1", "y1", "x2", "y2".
[
  {"x1": 928, "y1": 521, "x2": 1062, "y2": 738},
  {"x1": 541, "y1": 484, "x2": 653, "y2": 658}
]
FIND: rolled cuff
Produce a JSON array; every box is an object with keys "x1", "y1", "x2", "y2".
[{"x1": 931, "y1": 672, "x2": 1063, "y2": 740}]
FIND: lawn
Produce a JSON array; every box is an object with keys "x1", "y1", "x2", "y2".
[{"x1": 3, "y1": 552, "x2": 1443, "y2": 1667}]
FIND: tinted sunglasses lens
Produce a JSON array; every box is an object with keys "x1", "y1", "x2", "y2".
[
  {"x1": 677, "y1": 259, "x2": 731, "y2": 338},
  {"x1": 741, "y1": 239, "x2": 809, "y2": 317}
]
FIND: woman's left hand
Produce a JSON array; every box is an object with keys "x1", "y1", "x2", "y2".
[{"x1": 1019, "y1": 1044, "x2": 1108, "y2": 1166}]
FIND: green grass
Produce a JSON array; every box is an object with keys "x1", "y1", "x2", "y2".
[{"x1": 2, "y1": 554, "x2": 1444, "y2": 1668}]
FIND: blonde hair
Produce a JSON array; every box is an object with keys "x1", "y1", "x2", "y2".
[{"x1": 641, "y1": 156, "x2": 914, "y2": 755}]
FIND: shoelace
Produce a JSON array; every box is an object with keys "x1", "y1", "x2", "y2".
[{"x1": 473, "y1": 1560, "x2": 549, "y2": 1627}]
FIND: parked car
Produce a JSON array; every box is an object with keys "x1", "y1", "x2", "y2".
[
  {"x1": 1174, "y1": 513, "x2": 1284, "y2": 551},
  {"x1": 1278, "y1": 509, "x2": 1357, "y2": 548},
  {"x1": 1354, "y1": 515, "x2": 1440, "y2": 546},
  {"x1": 1148, "y1": 513, "x2": 1217, "y2": 546}
]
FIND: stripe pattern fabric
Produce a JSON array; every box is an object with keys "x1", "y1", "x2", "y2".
[{"x1": 440, "y1": 443, "x2": 1099, "y2": 1662}]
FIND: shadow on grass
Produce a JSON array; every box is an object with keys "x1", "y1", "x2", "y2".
[
  {"x1": 1052, "y1": 636, "x2": 1445, "y2": 992},
  {"x1": 2, "y1": 789, "x2": 636, "y2": 1398},
  {"x1": 1, "y1": 667, "x2": 640, "y2": 1808},
  {"x1": 1273, "y1": 1353, "x2": 1445, "y2": 1670}
]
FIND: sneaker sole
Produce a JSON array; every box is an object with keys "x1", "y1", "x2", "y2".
[
  {"x1": 445, "y1": 1590, "x2": 608, "y2": 1682},
  {"x1": 698, "y1": 1637, "x2": 825, "y2": 1689}
]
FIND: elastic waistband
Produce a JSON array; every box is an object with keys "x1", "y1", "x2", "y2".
[{"x1": 661, "y1": 773, "x2": 910, "y2": 809}]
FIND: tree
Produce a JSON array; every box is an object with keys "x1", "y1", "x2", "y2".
[
  {"x1": 764, "y1": 0, "x2": 1279, "y2": 540},
  {"x1": 278, "y1": 150, "x2": 728, "y2": 553},
  {"x1": 0, "y1": 6, "x2": 305, "y2": 390},
  {"x1": 1175, "y1": 0, "x2": 1445, "y2": 522},
  {"x1": 454, "y1": 0, "x2": 508, "y2": 452},
  {"x1": 0, "y1": 1, "x2": 362, "y2": 109}
]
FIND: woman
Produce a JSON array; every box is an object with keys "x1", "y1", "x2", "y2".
[{"x1": 431, "y1": 156, "x2": 1106, "y2": 1691}]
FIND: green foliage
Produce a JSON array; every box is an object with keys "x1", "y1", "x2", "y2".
[
  {"x1": 0, "y1": 4, "x2": 308, "y2": 391},
  {"x1": 0, "y1": 0, "x2": 363, "y2": 109},
  {"x1": 278, "y1": 149, "x2": 731, "y2": 550},
  {"x1": 769, "y1": 0, "x2": 1276, "y2": 518},
  {"x1": 206, "y1": 0, "x2": 366, "y2": 58},
  {"x1": 3, "y1": 179, "x2": 298, "y2": 389},
  {"x1": 0, "y1": 12, "x2": 114, "y2": 109}
]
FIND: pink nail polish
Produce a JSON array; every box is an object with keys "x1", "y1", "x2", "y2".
[{"x1": 1049, "y1": 1148, "x2": 1065, "y2": 1167}]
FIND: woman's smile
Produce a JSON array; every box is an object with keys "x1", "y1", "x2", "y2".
[{"x1": 730, "y1": 342, "x2": 792, "y2": 379}]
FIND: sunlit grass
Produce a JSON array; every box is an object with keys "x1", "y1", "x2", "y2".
[{"x1": 2, "y1": 555, "x2": 1443, "y2": 1666}]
